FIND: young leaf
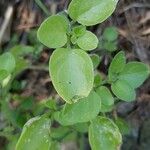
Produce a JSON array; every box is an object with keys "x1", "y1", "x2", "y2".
[
  {"x1": 108, "y1": 51, "x2": 126, "y2": 82},
  {"x1": 89, "y1": 117, "x2": 122, "y2": 150},
  {"x1": 49, "y1": 48, "x2": 94, "y2": 103},
  {"x1": 94, "y1": 73, "x2": 102, "y2": 87},
  {"x1": 71, "y1": 35, "x2": 77, "y2": 44},
  {"x1": 103, "y1": 27, "x2": 118, "y2": 41},
  {"x1": 111, "y1": 80, "x2": 136, "y2": 102},
  {"x1": 16, "y1": 116, "x2": 51, "y2": 150},
  {"x1": 54, "y1": 91, "x2": 101, "y2": 125},
  {"x1": 96, "y1": 86, "x2": 114, "y2": 106},
  {"x1": 76, "y1": 31, "x2": 98, "y2": 51},
  {"x1": 72, "y1": 25, "x2": 86, "y2": 37},
  {"x1": 0, "y1": 52, "x2": 16, "y2": 73},
  {"x1": 90, "y1": 54, "x2": 101, "y2": 69},
  {"x1": 119, "y1": 62, "x2": 150, "y2": 88},
  {"x1": 37, "y1": 15, "x2": 68, "y2": 48},
  {"x1": 68, "y1": 0, "x2": 118, "y2": 26}
]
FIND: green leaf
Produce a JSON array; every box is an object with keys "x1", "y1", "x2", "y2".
[
  {"x1": 44, "y1": 99, "x2": 57, "y2": 110},
  {"x1": 1, "y1": 74, "x2": 11, "y2": 87},
  {"x1": 0, "y1": 70, "x2": 9, "y2": 82},
  {"x1": 103, "y1": 41, "x2": 117, "y2": 52},
  {"x1": 96, "y1": 86, "x2": 114, "y2": 106},
  {"x1": 89, "y1": 117, "x2": 122, "y2": 150},
  {"x1": 54, "y1": 91, "x2": 101, "y2": 125},
  {"x1": 14, "y1": 58, "x2": 29, "y2": 75},
  {"x1": 71, "y1": 35, "x2": 77, "y2": 44},
  {"x1": 115, "y1": 118, "x2": 130, "y2": 135},
  {"x1": 96, "y1": 86, "x2": 114, "y2": 112},
  {"x1": 77, "y1": 31, "x2": 98, "y2": 51},
  {"x1": 103, "y1": 27, "x2": 118, "y2": 41},
  {"x1": 0, "y1": 52, "x2": 16, "y2": 73},
  {"x1": 111, "y1": 80, "x2": 136, "y2": 102},
  {"x1": 94, "y1": 73, "x2": 102, "y2": 87},
  {"x1": 50, "y1": 141, "x2": 60, "y2": 150},
  {"x1": 49, "y1": 48, "x2": 94, "y2": 103},
  {"x1": 11, "y1": 45, "x2": 34, "y2": 57},
  {"x1": 108, "y1": 51, "x2": 126, "y2": 82},
  {"x1": 119, "y1": 62, "x2": 150, "y2": 88},
  {"x1": 101, "y1": 104, "x2": 114, "y2": 113},
  {"x1": 68, "y1": 0, "x2": 118, "y2": 26},
  {"x1": 90, "y1": 54, "x2": 101, "y2": 69},
  {"x1": 37, "y1": 15, "x2": 68, "y2": 48},
  {"x1": 72, "y1": 25, "x2": 86, "y2": 37},
  {"x1": 16, "y1": 116, "x2": 51, "y2": 150},
  {"x1": 73, "y1": 122, "x2": 89, "y2": 133},
  {"x1": 51, "y1": 126, "x2": 70, "y2": 140}
]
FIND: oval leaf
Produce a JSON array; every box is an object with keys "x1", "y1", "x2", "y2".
[
  {"x1": 119, "y1": 62, "x2": 150, "y2": 88},
  {"x1": 111, "y1": 80, "x2": 136, "y2": 102},
  {"x1": 77, "y1": 31, "x2": 98, "y2": 51},
  {"x1": 49, "y1": 48, "x2": 94, "y2": 103},
  {"x1": 89, "y1": 117, "x2": 122, "y2": 150},
  {"x1": 37, "y1": 15, "x2": 68, "y2": 48},
  {"x1": 103, "y1": 27, "x2": 118, "y2": 41},
  {"x1": 108, "y1": 51, "x2": 126, "y2": 82},
  {"x1": 16, "y1": 116, "x2": 51, "y2": 150},
  {"x1": 68, "y1": 0, "x2": 118, "y2": 26},
  {"x1": 90, "y1": 54, "x2": 101, "y2": 69},
  {"x1": 54, "y1": 91, "x2": 101, "y2": 125},
  {"x1": 72, "y1": 25, "x2": 86, "y2": 37},
  {"x1": 96, "y1": 86, "x2": 114, "y2": 106},
  {"x1": 94, "y1": 73, "x2": 102, "y2": 87},
  {"x1": 96, "y1": 86, "x2": 114, "y2": 112},
  {"x1": 0, "y1": 52, "x2": 16, "y2": 73}
]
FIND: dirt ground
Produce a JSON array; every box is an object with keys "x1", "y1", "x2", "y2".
[{"x1": 0, "y1": 0, "x2": 150, "y2": 150}]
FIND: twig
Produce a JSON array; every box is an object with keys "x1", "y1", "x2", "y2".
[
  {"x1": 27, "y1": 65, "x2": 49, "y2": 72},
  {"x1": 0, "y1": 6, "x2": 13, "y2": 46},
  {"x1": 16, "y1": 24, "x2": 39, "y2": 30},
  {"x1": 119, "y1": 3, "x2": 150, "y2": 14},
  {"x1": 34, "y1": 0, "x2": 50, "y2": 16}
]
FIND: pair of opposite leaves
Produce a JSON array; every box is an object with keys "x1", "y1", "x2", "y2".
[
  {"x1": 38, "y1": 0, "x2": 118, "y2": 49},
  {"x1": 38, "y1": 0, "x2": 118, "y2": 103},
  {"x1": 108, "y1": 51, "x2": 150, "y2": 102},
  {"x1": 16, "y1": 115, "x2": 122, "y2": 150}
]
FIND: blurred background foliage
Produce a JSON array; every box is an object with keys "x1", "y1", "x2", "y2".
[{"x1": 0, "y1": 0, "x2": 150, "y2": 150}]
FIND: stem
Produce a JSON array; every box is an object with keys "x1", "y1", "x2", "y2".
[
  {"x1": 67, "y1": 36, "x2": 71, "y2": 49},
  {"x1": 34, "y1": 0, "x2": 50, "y2": 16}
]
